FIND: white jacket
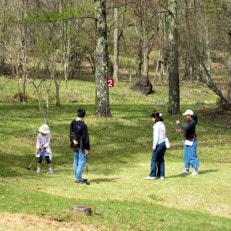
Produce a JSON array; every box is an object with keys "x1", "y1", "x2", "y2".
[
  {"x1": 153, "y1": 121, "x2": 166, "y2": 149},
  {"x1": 36, "y1": 133, "x2": 52, "y2": 159}
]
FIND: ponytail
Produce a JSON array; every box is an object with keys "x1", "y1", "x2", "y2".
[
  {"x1": 151, "y1": 112, "x2": 163, "y2": 122},
  {"x1": 192, "y1": 114, "x2": 198, "y2": 124}
]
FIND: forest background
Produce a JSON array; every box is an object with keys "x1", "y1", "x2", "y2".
[
  {"x1": 0, "y1": 0, "x2": 231, "y2": 115},
  {"x1": 0, "y1": 0, "x2": 231, "y2": 230}
]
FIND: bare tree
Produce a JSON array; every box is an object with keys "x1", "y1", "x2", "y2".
[
  {"x1": 113, "y1": 2, "x2": 119, "y2": 82},
  {"x1": 32, "y1": 79, "x2": 51, "y2": 125},
  {"x1": 226, "y1": 1, "x2": 231, "y2": 105},
  {"x1": 188, "y1": 0, "x2": 231, "y2": 109},
  {"x1": 0, "y1": 0, "x2": 8, "y2": 75},
  {"x1": 10, "y1": 0, "x2": 31, "y2": 102},
  {"x1": 166, "y1": 0, "x2": 180, "y2": 114}
]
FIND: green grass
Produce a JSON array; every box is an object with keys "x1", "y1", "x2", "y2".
[{"x1": 0, "y1": 77, "x2": 231, "y2": 230}]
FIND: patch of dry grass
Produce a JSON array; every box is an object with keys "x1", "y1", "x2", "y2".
[{"x1": 0, "y1": 212, "x2": 106, "y2": 231}]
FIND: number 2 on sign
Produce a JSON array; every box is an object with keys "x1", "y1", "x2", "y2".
[{"x1": 107, "y1": 78, "x2": 114, "y2": 87}]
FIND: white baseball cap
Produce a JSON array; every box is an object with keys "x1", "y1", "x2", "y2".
[{"x1": 183, "y1": 109, "x2": 194, "y2": 116}]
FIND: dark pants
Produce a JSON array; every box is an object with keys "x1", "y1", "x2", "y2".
[
  {"x1": 38, "y1": 155, "x2": 51, "y2": 164},
  {"x1": 149, "y1": 142, "x2": 166, "y2": 177}
]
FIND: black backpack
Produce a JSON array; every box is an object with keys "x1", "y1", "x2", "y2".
[{"x1": 70, "y1": 120, "x2": 84, "y2": 148}]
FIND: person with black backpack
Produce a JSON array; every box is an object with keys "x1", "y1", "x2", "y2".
[{"x1": 70, "y1": 109, "x2": 90, "y2": 184}]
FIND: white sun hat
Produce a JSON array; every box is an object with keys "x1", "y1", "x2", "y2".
[
  {"x1": 39, "y1": 124, "x2": 50, "y2": 134},
  {"x1": 183, "y1": 109, "x2": 194, "y2": 116}
]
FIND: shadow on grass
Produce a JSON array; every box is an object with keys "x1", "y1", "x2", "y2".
[
  {"x1": 167, "y1": 169, "x2": 219, "y2": 178},
  {"x1": 198, "y1": 169, "x2": 219, "y2": 174},
  {"x1": 89, "y1": 177, "x2": 121, "y2": 183}
]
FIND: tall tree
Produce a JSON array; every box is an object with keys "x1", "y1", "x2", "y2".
[
  {"x1": 167, "y1": 0, "x2": 180, "y2": 114},
  {"x1": 130, "y1": 0, "x2": 161, "y2": 79},
  {"x1": 226, "y1": 1, "x2": 231, "y2": 104},
  {"x1": 112, "y1": 2, "x2": 119, "y2": 81},
  {"x1": 142, "y1": 0, "x2": 158, "y2": 78},
  {"x1": 94, "y1": 0, "x2": 112, "y2": 117},
  {"x1": 181, "y1": 0, "x2": 200, "y2": 80},
  {"x1": 59, "y1": 0, "x2": 71, "y2": 84},
  {"x1": 0, "y1": 0, "x2": 8, "y2": 75},
  {"x1": 13, "y1": 0, "x2": 30, "y2": 103},
  {"x1": 133, "y1": 1, "x2": 143, "y2": 78}
]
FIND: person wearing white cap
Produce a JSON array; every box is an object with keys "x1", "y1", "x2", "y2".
[
  {"x1": 36, "y1": 124, "x2": 53, "y2": 174},
  {"x1": 176, "y1": 109, "x2": 200, "y2": 176}
]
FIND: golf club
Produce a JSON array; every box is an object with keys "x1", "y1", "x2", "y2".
[
  {"x1": 27, "y1": 156, "x2": 36, "y2": 170},
  {"x1": 85, "y1": 155, "x2": 90, "y2": 185}
]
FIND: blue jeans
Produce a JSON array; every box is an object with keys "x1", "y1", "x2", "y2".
[
  {"x1": 183, "y1": 140, "x2": 199, "y2": 169},
  {"x1": 73, "y1": 149, "x2": 86, "y2": 181},
  {"x1": 149, "y1": 142, "x2": 166, "y2": 177}
]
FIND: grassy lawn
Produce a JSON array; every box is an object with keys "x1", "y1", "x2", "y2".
[{"x1": 0, "y1": 78, "x2": 231, "y2": 230}]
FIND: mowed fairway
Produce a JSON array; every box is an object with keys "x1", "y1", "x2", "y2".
[{"x1": 0, "y1": 79, "x2": 230, "y2": 230}]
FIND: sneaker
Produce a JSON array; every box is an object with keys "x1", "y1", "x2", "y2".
[
  {"x1": 190, "y1": 171, "x2": 198, "y2": 176},
  {"x1": 75, "y1": 180, "x2": 83, "y2": 184},
  {"x1": 36, "y1": 168, "x2": 40, "y2": 174},
  {"x1": 181, "y1": 169, "x2": 190, "y2": 174},
  {"x1": 49, "y1": 168, "x2": 54, "y2": 174},
  {"x1": 145, "y1": 176, "x2": 156, "y2": 180},
  {"x1": 160, "y1": 176, "x2": 165, "y2": 180},
  {"x1": 76, "y1": 179, "x2": 87, "y2": 184}
]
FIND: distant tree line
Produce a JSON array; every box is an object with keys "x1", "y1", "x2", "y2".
[{"x1": 0, "y1": 0, "x2": 230, "y2": 116}]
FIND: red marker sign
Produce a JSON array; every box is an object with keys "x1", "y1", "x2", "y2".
[{"x1": 107, "y1": 78, "x2": 114, "y2": 87}]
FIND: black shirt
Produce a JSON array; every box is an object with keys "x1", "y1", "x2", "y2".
[
  {"x1": 70, "y1": 119, "x2": 90, "y2": 150},
  {"x1": 178, "y1": 119, "x2": 196, "y2": 140}
]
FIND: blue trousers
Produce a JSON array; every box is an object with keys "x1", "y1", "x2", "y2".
[
  {"x1": 73, "y1": 149, "x2": 86, "y2": 181},
  {"x1": 183, "y1": 140, "x2": 199, "y2": 169},
  {"x1": 149, "y1": 142, "x2": 166, "y2": 177}
]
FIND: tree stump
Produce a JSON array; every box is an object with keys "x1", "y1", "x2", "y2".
[{"x1": 72, "y1": 205, "x2": 92, "y2": 216}]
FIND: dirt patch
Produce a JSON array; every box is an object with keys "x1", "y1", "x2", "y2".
[{"x1": 0, "y1": 212, "x2": 104, "y2": 231}]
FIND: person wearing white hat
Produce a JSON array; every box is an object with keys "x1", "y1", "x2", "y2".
[
  {"x1": 176, "y1": 109, "x2": 200, "y2": 176},
  {"x1": 36, "y1": 124, "x2": 53, "y2": 174}
]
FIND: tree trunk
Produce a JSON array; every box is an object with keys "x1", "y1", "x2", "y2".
[
  {"x1": 167, "y1": 0, "x2": 180, "y2": 115},
  {"x1": 59, "y1": 1, "x2": 71, "y2": 86},
  {"x1": 143, "y1": 41, "x2": 149, "y2": 77},
  {"x1": 113, "y1": 4, "x2": 119, "y2": 82},
  {"x1": 142, "y1": 15, "x2": 151, "y2": 78},
  {"x1": 50, "y1": 54, "x2": 60, "y2": 107},
  {"x1": 94, "y1": 0, "x2": 112, "y2": 117},
  {"x1": 17, "y1": 2, "x2": 28, "y2": 103},
  {"x1": 227, "y1": 5, "x2": 231, "y2": 101},
  {"x1": 0, "y1": 0, "x2": 7, "y2": 75},
  {"x1": 135, "y1": 16, "x2": 143, "y2": 79}
]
